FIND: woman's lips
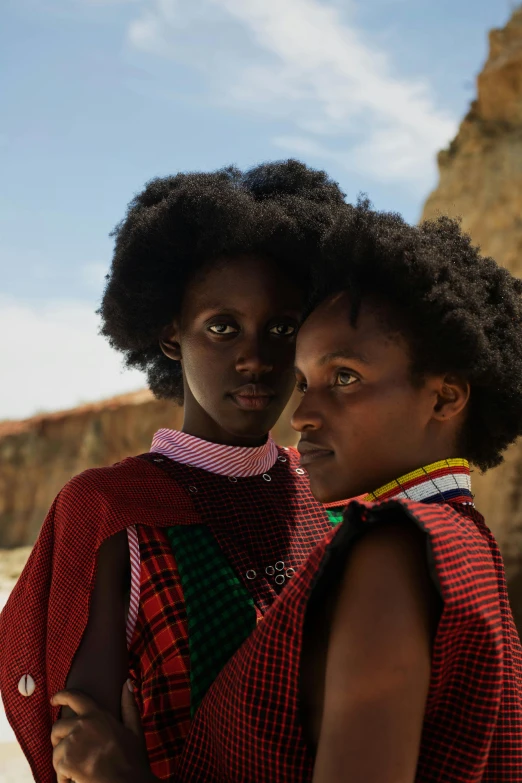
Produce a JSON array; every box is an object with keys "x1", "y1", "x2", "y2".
[
  {"x1": 298, "y1": 449, "x2": 334, "y2": 466},
  {"x1": 232, "y1": 394, "x2": 273, "y2": 410},
  {"x1": 230, "y1": 383, "x2": 275, "y2": 411},
  {"x1": 297, "y1": 441, "x2": 334, "y2": 466}
]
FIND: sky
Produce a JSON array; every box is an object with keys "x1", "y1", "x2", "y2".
[{"x1": 0, "y1": 0, "x2": 515, "y2": 421}]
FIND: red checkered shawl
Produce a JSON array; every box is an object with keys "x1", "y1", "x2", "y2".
[
  {"x1": 0, "y1": 448, "x2": 340, "y2": 782},
  {"x1": 177, "y1": 498, "x2": 522, "y2": 783}
]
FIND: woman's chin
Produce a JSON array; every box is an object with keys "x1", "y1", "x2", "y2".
[{"x1": 308, "y1": 478, "x2": 339, "y2": 505}]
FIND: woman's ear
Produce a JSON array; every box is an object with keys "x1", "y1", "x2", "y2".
[
  {"x1": 432, "y1": 375, "x2": 470, "y2": 421},
  {"x1": 159, "y1": 322, "x2": 181, "y2": 362}
]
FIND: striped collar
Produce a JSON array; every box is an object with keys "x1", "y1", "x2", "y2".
[
  {"x1": 363, "y1": 458, "x2": 473, "y2": 506},
  {"x1": 150, "y1": 428, "x2": 279, "y2": 478}
]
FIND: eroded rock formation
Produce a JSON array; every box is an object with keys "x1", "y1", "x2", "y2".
[
  {"x1": 0, "y1": 391, "x2": 182, "y2": 547},
  {"x1": 422, "y1": 7, "x2": 522, "y2": 630}
]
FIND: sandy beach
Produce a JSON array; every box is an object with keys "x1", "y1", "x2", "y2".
[{"x1": 0, "y1": 549, "x2": 34, "y2": 782}]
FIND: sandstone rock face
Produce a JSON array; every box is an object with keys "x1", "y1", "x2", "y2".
[
  {"x1": 422, "y1": 8, "x2": 522, "y2": 631},
  {"x1": 0, "y1": 391, "x2": 183, "y2": 548}
]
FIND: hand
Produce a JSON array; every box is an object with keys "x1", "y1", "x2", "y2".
[{"x1": 51, "y1": 682, "x2": 158, "y2": 783}]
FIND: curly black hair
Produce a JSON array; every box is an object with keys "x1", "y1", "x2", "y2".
[
  {"x1": 99, "y1": 160, "x2": 346, "y2": 402},
  {"x1": 313, "y1": 198, "x2": 522, "y2": 471}
]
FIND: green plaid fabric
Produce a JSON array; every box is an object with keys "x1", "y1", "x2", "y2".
[
  {"x1": 166, "y1": 525, "x2": 257, "y2": 717},
  {"x1": 167, "y1": 511, "x2": 345, "y2": 716},
  {"x1": 326, "y1": 507, "x2": 345, "y2": 527}
]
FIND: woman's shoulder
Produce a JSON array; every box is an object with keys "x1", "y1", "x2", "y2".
[{"x1": 53, "y1": 455, "x2": 199, "y2": 540}]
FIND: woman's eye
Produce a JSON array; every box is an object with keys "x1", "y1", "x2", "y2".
[
  {"x1": 336, "y1": 371, "x2": 357, "y2": 386},
  {"x1": 269, "y1": 323, "x2": 296, "y2": 337},
  {"x1": 296, "y1": 380, "x2": 308, "y2": 394},
  {"x1": 208, "y1": 324, "x2": 238, "y2": 335}
]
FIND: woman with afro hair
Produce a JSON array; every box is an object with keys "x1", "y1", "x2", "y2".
[
  {"x1": 52, "y1": 200, "x2": 522, "y2": 783},
  {"x1": 0, "y1": 160, "x2": 349, "y2": 782}
]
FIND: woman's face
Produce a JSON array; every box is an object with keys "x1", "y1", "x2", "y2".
[
  {"x1": 292, "y1": 293, "x2": 465, "y2": 503},
  {"x1": 162, "y1": 255, "x2": 302, "y2": 446}
]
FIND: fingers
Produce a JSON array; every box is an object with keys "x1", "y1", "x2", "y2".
[
  {"x1": 52, "y1": 738, "x2": 79, "y2": 783},
  {"x1": 51, "y1": 717, "x2": 80, "y2": 748},
  {"x1": 121, "y1": 680, "x2": 144, "y2": 741},
  {"x1": 51, "y1": 689, "x2": 99, "y2": 717}
]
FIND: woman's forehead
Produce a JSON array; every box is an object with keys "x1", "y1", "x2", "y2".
[{"x1": 296, "y1": 295, "x2": 409, "y2": 368}]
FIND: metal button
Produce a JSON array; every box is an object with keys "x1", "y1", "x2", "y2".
[
  {"x1": 275, "y1": 561, "x2": 285, "y2": 571},
  {"x1": 265, "y1": 565, "x2": 275, "y2": 576},
  {"x1": 246, "y1": 570, "x2": 257, "y2": 580},
  {"x1": 277, "y1": 456, "x2": 287, "y2": 462},
  {"x1": 228, "y1": 476, "x2": 238, "y2": 483},
  {"x1": 286, "y1": 568, "x2": 295, "y2": 578},
  {"x1": 275, "y1": 574, "x2": 285, "y2": 585},
  {"x1": 295, "y1": 468, "x2": 305, "y2": 475},
  {"x1": 188, "y1": 486, "x2": 198, "y2": 493},
  {"x1": 262, "y1": 473, "x2": 272, "y2": 482},
  {"x1": 18, "y1": 675, "x2": 35, "y2": 697}
]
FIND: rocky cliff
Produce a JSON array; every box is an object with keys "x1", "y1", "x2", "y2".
[
  {"x1": 422, "y1": 7, "x2": 522, "y2": 630},
  {"x1": 0, "y1": 391, "x2": 182, "y2": 547}
]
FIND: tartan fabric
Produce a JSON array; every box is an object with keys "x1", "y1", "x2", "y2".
[
  {"x1": 126, "y1": 524, "x2": 192, "y2": 781},
  {"x1": 165, "y1": 525, "x2": 257, "y2": 717},
  {"x1": 0, "y1": 457, "x2": 199, "y2": 783},
  {"x1": 177, "y1": 499, "x2": 522, "y2": 783},
  {"x1": 325, "y1": 507, "x2": 344, "y2": 527},
  {"x1": 140, "y1": 448, "x2": 342, "y2": 613},
  {"x1": 126, "y1": 450, "x2": 345, "y2": 779}
]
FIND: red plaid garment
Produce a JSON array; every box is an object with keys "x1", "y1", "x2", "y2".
[
  {"x1": 177, "y1": 499, "x2": 522, "y2": 783},
  {"x1": 0, "y1": 457, "x2": 199, "y2": 783},
  {"x1": 129, "y1": 450, "x2": 342, "y2": 779}
]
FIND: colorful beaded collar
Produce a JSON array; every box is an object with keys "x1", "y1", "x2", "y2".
[{"x1": 363, "y1": 458, "x2": 473, "y2": 506}]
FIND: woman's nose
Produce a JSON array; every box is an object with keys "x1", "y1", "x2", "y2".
[
  {"x1": 291, "y1": 391, "x2": 323, "y2": 432},
  {"x1": 236, "y1": 336, "x2": 273, "y2": 375}
]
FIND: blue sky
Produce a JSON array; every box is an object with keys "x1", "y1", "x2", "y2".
[{"x1": 0, "y1": 0, "x2": 514, "y2": 420}]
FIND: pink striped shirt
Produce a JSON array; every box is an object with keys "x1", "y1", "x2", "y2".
[{"x1": 150, "y1": 428, "x2": 280, "y2": 477}]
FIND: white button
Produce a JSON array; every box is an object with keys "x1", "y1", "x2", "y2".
[
  {"x1": 275, "y1": 574, "x2": 285, "y2": 585},
  {"x1": 188, "y1": 486, "x2": 198, "y2": 493},
  {"x1": 277, "y1": 456, "x2": 287, "y2": 462},
  {"x1": 265, "y1": 565, "x2": 275, "y2": 575},
  {"x1": 286, "y1": 568, "x2": 295, "y2": 578},
  {"x1": 295, "y1": 468, "x2": 305, "y2": 475},
  {"x1": 18, "y1": 675, "x2": 35, "y2": 697},
  {"x1": 246, "y1": 570, "x2": 257, "y2": 579},
  {"x1": 262, "y1": 474, "x2": 272, "y2": 482},
  {"x1": 275, "y1": 561, "x2": 285, "y2": 571},
  {"x1": 228, "y1": 476, "x2": 238, "y2": 483}
]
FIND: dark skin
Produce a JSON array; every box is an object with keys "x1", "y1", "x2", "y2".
[
  {"x1": 51, "y1": 292, "x2": 471, "y2": 783},
  {"x1": 161, "y1": 254, "x2": 301, "y2": 447},
  {"x1": 294, "y1": 292, "x2": 469, "y2": 504},
  {"x1": 58, "y1": 255, "x2": 301, "y2": 743}
]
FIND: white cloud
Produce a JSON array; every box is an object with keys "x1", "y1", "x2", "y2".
[
  {"x1": 127, "y1": 0, "x2": 456, "y2": 190},
  {"x1": 0, "y1": 298, "x2": 145, "y2": 421}
]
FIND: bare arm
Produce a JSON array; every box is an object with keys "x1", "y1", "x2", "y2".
[
  {"x1": 61, "y1": 530, "x2": 130, "y2": 720},
  {"x1": 312, "y1": 520, "x2": 439, "y2": 783}
]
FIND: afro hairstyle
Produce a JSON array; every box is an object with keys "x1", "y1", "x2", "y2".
[
  {"x1": 312, "y1": 198, "x2": 522, "y2": 471},
  {"x1": 99, "y1": 160, "x2": 346, "y2": 403}
]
